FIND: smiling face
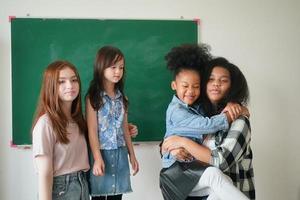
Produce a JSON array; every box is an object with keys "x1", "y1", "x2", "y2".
[
  {"x1": 206, "y1": 66, "x2": 231, "y2": 104},
  {"x1": 171, "y1": 69, "x2": 201, "y2": 105},
  {"x1": 103, "y1": 58, "x2": 124, "y2": 84},
  {"x1": 58, "y1": 67, "x2": 79, "y2": 105}
]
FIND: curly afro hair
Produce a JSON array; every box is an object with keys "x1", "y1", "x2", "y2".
[{"x1": 165, "y1": 43, "x2": 212, "y2": 78}]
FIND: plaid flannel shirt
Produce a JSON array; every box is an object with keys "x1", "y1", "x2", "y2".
[{"x1": 208, "y1": 116, "x2": 255, "y2": 200}]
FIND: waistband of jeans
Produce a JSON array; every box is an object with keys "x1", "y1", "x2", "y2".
[{"x1": 54, "y1": 171, "x2": 85, "y2": 181}]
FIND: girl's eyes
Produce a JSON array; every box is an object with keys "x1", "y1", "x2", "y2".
[
  {"x1": 58, "y1": 78, "x2": 78, "y2": 84},
  {"x1": 208, "y1": 78, "x2": 229, "y2": 83},
  {"x1": 182, "y1": 85, "x2": 199, "y2": 88},
  {"x1": 110, "y1": 65, "x2": 124, "y2": 69},
  {"x1": 221, "y1": 79, "x2": 229, "y2": 83}
]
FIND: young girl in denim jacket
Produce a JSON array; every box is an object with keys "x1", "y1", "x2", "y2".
[
  {"x1": 86, "y1": 46, "x2": 139, "y2": 200},
  {"x1": 160, "y1": 44, "x2": 250, "y2": 200},
  {"x1": 164, "y1": 57, "x2": 255, "y2": 199},
  {"x1": 32, "y1": 60, "x2": 90, "y2": 200}
]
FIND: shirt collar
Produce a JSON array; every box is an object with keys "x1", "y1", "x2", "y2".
[
  {"x1": 172, "y1": 95, "x2": 189, "y2": 108},
  {"x1": 101, "y1": 90, "x2": 122, "y2": 100},
  {"x1": 172, "y1": 95, "x2": 201, "y2": 114}
]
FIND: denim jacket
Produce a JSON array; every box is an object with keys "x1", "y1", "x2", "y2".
[{"x1": 162, "y1": 95, "x2": 229, "y2": 168}]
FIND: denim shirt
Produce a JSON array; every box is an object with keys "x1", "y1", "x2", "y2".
[
  {"x1": 162, "y1": 95, "x2": 229, "y2": 168},
  {"x1": 97, "y1": 90, "x2": 125, "y2": 150}
]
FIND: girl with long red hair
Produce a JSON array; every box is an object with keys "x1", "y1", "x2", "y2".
[{"x1": 32, "y1": 60, "x2": 90, "y2": 200}]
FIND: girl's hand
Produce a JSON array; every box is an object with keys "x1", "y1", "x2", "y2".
[
  {"x1": 93, "y1": 158, "x2": 105, "y2": 176},
  {"x1": 129, "y1": 155, "x2": 139, "y2": 176},
  {"x1": 170, "y1": 147, "x2": 193, "y2": 162},
  {"x1": 128, "y1": 123, "x2": 138, "y2": 138},
  {"x1": 222, "y1": 102, "x2": 242, "y2": 121},
  {"x1": 163, "y1": 135, "x2": 186, "y2": 152},
  {"x1": 241, "y1": 106, "x2": 250, "y2": 118}
]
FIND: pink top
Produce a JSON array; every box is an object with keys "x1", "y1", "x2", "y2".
[{"x1": 32, "y1": 114, "x2": 90, "y2": 177}]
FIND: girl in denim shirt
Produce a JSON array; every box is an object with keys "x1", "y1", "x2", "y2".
[
  {"x1": 86, "y1": 46, "x2": 139, "y2": 200},
  {"x1": 32, "y1": 61, "x2": 90, "y2": 200},
  {"x1": 160, "y1": 44, "x2": 249, "y2": 200},
  {"x1": 164, "y1": 57, "x2": 255, "y2": 200}
]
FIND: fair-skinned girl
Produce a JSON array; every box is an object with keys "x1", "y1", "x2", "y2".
[
  {"x1": 32, "y1": 60, "x2": 90, "y2": 200},
  {"x1": 86, "y1": 46, "x2": 139, "y2": 200},
  {"x1": 164, "y1": 57, "x2": 255, "y2": 200}
]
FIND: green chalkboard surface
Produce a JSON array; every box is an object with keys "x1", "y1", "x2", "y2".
[{"x1": 11, "y1": 18, "x2": 198, "y2": 144}]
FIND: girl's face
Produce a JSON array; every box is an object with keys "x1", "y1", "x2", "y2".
[
  {"x1": 103, "y1": 58, "x2": 124, "y2": 84},
  {"x1": 206, "y1": 66, "x2": 231, "y2": 104},
  {"x1": 171, "y1": 69, "x2": 200, "y2": 105},
  {"x1": 58, "y1": 67, "x2": 79, "y2": 104}
]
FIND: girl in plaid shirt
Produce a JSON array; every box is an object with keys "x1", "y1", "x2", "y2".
[{"x1": 163, "y1": 57, "x2": 255, "y2": 199}]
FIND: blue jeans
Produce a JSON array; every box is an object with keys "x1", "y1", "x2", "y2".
[{"x1": 52, "y1": 171, "x2": 89, "y2": 200}]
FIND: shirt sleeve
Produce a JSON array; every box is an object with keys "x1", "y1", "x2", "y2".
[
  {"x1": 168, "y1": 105, "x2": 229, "y2": 138},
  {"x1": 32, "y1": 116, "x2": 55, "y2": 159},
  {"x1": 210, "y1": 116, "x2": 251, "y2": 172}
]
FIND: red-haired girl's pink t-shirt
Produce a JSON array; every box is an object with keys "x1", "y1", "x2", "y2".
[{"x1": 32, "y1": 114, "x2": 90, "y2": 176}]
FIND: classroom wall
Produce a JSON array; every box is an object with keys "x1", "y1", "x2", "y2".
[{"x1": 1, "y1": 0, "x2": 300, "y2": 199}]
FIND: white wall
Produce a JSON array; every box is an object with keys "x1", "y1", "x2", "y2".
[{"x1": 1, "y1": 0, "x2": 300, "y2": 199}]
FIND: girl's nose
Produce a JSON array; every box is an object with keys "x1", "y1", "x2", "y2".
[
  {"x1": 116, "y1": 67, "x2": 123, "y2": 74},
  {"x1": 66, "y1": 80, "x2": 73, "y2": 88},
  {"x1": 187, "y1": 88, "x2": 194, "y2": 94},
  {"x1": 212, "y1": 80, "x2": 221, "y2": 87}
]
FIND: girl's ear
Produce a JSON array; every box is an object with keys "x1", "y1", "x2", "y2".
[{"x1": 171, "y1": 81, "x2": 176, "y2": 91}]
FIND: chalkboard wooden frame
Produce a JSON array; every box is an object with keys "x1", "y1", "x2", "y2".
[{"x1": 11, "y1": 18, "x2": 198, "y2": 145}]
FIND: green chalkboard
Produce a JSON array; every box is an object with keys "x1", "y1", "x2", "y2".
[{"x1": 11, "y1": 18, "x2": 198, "y2": 144}]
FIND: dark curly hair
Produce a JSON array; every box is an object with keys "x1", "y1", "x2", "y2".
[
  {"x1": 165, "y1": 43, "x2": 212, "y2": 78},
  {"x1": 202, "y1": 57, "x2": 250, "y2": 116}
]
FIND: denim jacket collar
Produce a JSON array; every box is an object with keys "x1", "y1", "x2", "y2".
[
  {"x1": 101, "y1": 90, "x2": 122, "y2": 100},
  {"x1": 172, "y1": 95, "x2": 200, "y2": 115}
]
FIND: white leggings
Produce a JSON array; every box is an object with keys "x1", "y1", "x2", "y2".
[{"x1": 189, "y1": 167, "x2": 249, "y2": 200}]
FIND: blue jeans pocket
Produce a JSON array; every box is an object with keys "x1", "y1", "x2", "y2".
[
  {"x1": 52, "y1": 172, "x2": 89, "y2": 200},
  {"x1": 52, "y1": 178, "x2": 69, "y2": 199}
]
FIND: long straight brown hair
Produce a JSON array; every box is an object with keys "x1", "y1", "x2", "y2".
[
  {"x1": 32, "y1": 60, "x2": 86, "y2": 144},
  {"x1": 86, "y1": 45, "x2": 128, "y2": 111}
]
